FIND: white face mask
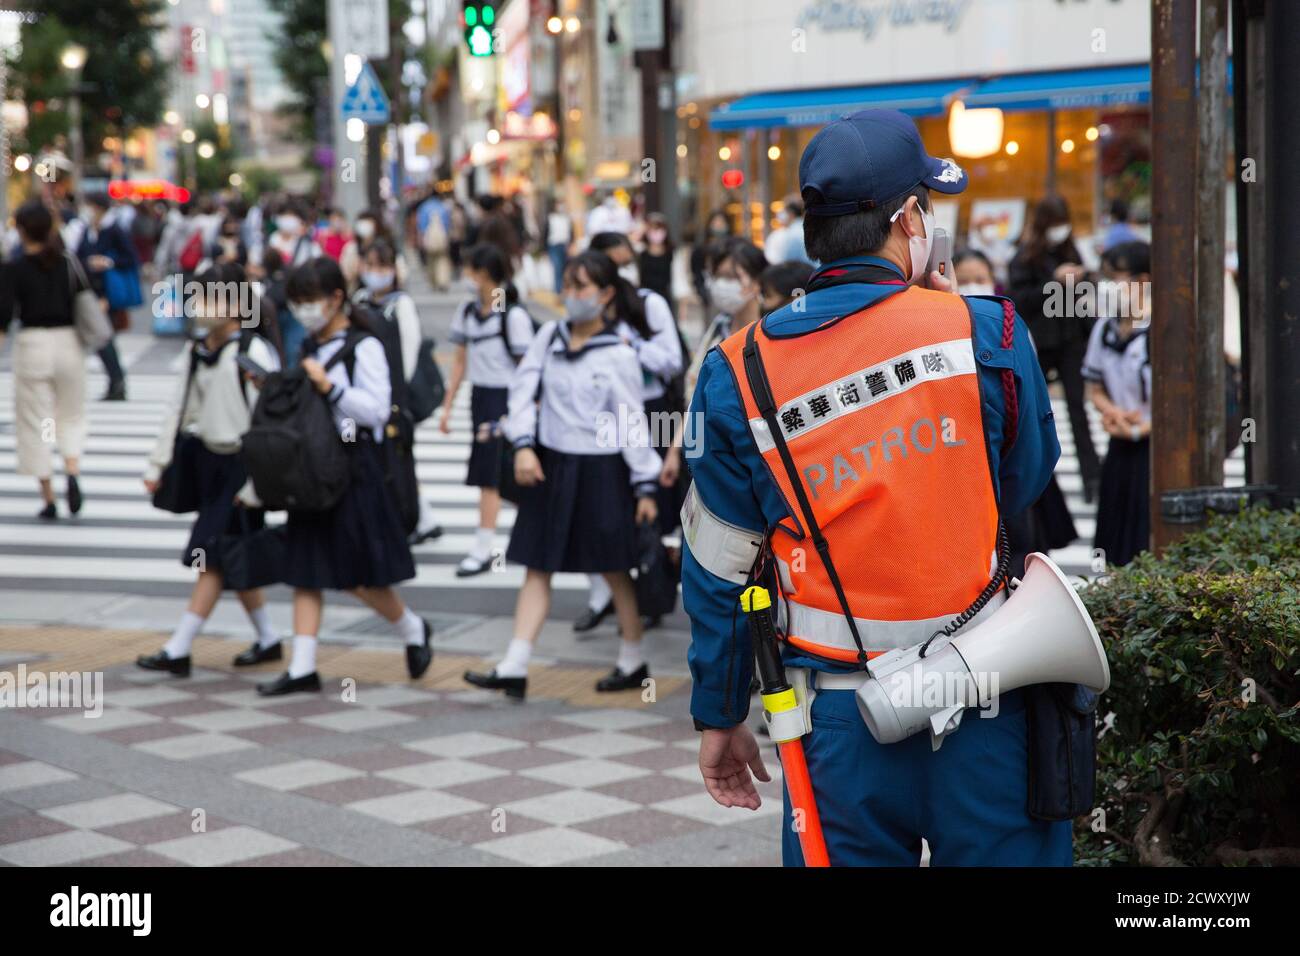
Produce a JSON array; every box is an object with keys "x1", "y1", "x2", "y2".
[
  {"x1": 354, "y1": 220, "x2": 375, "y2": 241},
  {"x1": 890, "y1": 202, "x2": 934, "y2": 286},
  {"x1": 361, "y1": 270, "x2": 394, "y2": 292},
  {"x1": 564, "y1": 293, "x2": 604, "y2": 323},
  {"x1": 293, "y1": 300, "x2": 330, "y2": 333},
  {"x1": 1046, "y1": 223, "x2": 1072, "y2": 246},
  {"x1": 961, "y1": 282, "x2": 996, "y2": 297},
  {"x1": 617, "y1": 263, "x2": 640, "y2": 286},
  {"x1": 710, "y1": 276, "x2": 752, "y2": 314},
  {"x1": 276, "y1": 215, "x2": 302, "y2": 234}
]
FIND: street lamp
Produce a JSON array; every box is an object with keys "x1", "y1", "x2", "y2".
[
  {"x1": 195, "y1": 93, "x2": 211, "y2": 110},
  {"x1": 197, "y1": 141, "x2": 216, "y2": 160},
  {"x1": 60, "y1": 43, "x2": 87, "y2": 204}
]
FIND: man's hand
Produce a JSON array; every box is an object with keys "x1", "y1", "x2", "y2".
[
  {"x1": 699, "y1": 725, "x2": 770, "y2": 810},
  {"x1": 925, "y1": 269, "x2": 954, "y2": 293}
]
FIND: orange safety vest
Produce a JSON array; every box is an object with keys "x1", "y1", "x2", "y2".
[{"x1": 717, "y1": 285, "x2": 1004, "y2": 664}]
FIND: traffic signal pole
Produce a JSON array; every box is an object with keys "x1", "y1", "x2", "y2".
[{"x1": 329, "y1": 0, "x2": 367, "y2": 220}]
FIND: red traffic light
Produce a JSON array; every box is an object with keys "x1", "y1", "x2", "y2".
[{"x1": 721, "y1": 169, "x2": 744, "y2": 189}]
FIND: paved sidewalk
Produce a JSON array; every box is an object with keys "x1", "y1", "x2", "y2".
[{"x1": 0, "y1": 626, "x2": 784, "y2": 867}]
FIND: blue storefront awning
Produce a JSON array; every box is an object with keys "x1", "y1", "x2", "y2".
[
  {"x1": 962, "y1": 64, "x2": 1150, "y2": 112},
  {"x1": 708, "y1": 77, "x2": 977, "y2": 131},
  {"x1": 708, "y1": 64, "x2": 1157, "y2": 131}
]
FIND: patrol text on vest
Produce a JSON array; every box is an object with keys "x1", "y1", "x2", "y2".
[{"x1": 802, "y1": 415, "x2": 965, "y2": 500}]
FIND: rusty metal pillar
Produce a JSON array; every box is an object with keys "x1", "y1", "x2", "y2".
[{"x1": 1149, "y1": 0, "x2": 1202, "y2": 551}]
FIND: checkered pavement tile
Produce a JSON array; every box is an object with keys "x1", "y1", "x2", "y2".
[
  {"x1": 501, "y1": 790, "x2": 642, "y2": 827},
  {"x1": 571, "y1": 808, "x2": 711, "y2": 847},
  {"x1": 148, "y1": 825, "x2": 299, "y2": 866},
  {"x1": 44, "y1": 708, "x2": 161, "y2": 734},
  {"x1": 132, "y1": 732, "x2": 257, "y2": 760},
  {"x1": 40, "y1": 793, "x2": 177, "y2": 829},
  {"x1": 415, "y1": 809, "x2": 551, "y2": 844},
  {"x1": 0, "y1": 829, "x2": 134, "y2": 866},
  {"x1": 402, "y1": 731, "x2": 527, "y2": 759},
  {"x1": 105, "y1": 686, "x2": 198, "y2": 709},
  {"x1": 173, "y1": 708, "x2": 290, "y2": 733},
  {"x1": 540, "y1": 730, "x2": 664, "y2": 759},
  {"x1": 376, "y1": 758, "x2": 508, "y2": 790},
  {"x1": 327, "y1": 745, "x2": 441, "y2": 773},
  {"x1": 95, "y1": 812, "x2": 237, "y2": 846},
  {"x1": 474, "y1": 826, "x2": 626, "y2": 866},
  {"x1": 651, "y1": 791, "x2": 783, "y2": 826},
  {"x1": 294, "y1": 775, "x2": 415, "y2": 805},
  {"x1": 0, "y1": 760, "x2": 78, "y2": 793},
  {"x1": 519, "y1": 758, "x2": 653, "y2": 789},
  {"x1": 347, "y1": 789, "x2": 485, "y2": 825},
  {"x1": 301, "y1": 708, "x2": 416, "y2": 733},
  {"x1": 235, "y1": 758, "x2": 366, "y2": 792},
  {"x1": 0, "y1": 811, "x2": 72, "y2": 845},
  {"x1": 554, "y1": 709, "x2": 671, "y2": 732}
]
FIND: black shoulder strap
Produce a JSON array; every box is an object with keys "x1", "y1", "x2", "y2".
[
  {"x1": 740, "y1": 321, "x2": 871, "y2": 673},
  {"x1": 324, "y1": 328, "x2": 370, "y2": 383},
  {"x1": 233, "y1": 328, "x2": 255, "y2": 408}
]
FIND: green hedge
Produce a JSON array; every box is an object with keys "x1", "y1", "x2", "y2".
[{"x1": 1076, "y1": 507, "x2": 1300, "y2": 866}]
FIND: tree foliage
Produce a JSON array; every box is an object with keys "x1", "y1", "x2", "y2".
[{"x1": 7, "y1": 0, "x2": 170, "y2": 156}]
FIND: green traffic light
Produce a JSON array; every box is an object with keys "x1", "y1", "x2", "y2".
[
  {"x1": 468, "y1": 23, "x2": 492, "y2": 56},
  {"x1": 483, "y1": 5, "x2": 494, "y2": 25},
  {"x1": 465, "y1": 6, "x2": 477, "y2": 26}
]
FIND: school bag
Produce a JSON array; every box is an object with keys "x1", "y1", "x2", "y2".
[
  {"x1": 239, "y1": 347, "x2": 356, "y2": 513},
  {"x1": 178, "y1": 227, "x2": 204, "y2": 272},
  {"x1": 495, "y1": 301, "x2": 541, "y2": 365},
  {"x1": 334, "y1": 310, "x2": 422, "y2": 535},
  {"x1": 378, "y1": 292, "x2": 444, "y2": 423}
]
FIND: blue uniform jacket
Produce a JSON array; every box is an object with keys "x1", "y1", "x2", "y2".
[{"x1": 682, "y1": 256, "x2": 1060, "y2": 728}]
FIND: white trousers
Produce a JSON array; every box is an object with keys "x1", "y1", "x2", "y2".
[{"x1": 13, "y1": 326, "x2": 86, "y2": 478}]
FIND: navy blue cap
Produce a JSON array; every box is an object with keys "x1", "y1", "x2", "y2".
[{"x1": 800, "y1": 109, "x2": 968, "y2": 217}]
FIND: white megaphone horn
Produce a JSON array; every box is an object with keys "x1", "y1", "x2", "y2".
[{"x1": 856, "y1": 552, "x2": 1110, "y2": 748}]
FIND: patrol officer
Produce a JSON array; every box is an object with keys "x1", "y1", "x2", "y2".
[{"x1": 681, "y1": 109, "x2": 1067, "y2": 866}]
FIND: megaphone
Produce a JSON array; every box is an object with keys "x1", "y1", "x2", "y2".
[{"x1": 856, "y1": 552, "x2": 1110, "y2": 748}]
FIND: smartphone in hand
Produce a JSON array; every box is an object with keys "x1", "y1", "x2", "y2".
[
  {"x1": 926, "y1": 227, "x2": 954, "y2": 289},
  {"x1": 235, "y1": 352, "x2": 269, "y2": 384}
]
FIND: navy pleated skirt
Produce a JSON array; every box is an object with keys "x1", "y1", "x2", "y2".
[
  {"x1": 182, "y1": 441, "x2": 266, "y2": 588},
  {"x1": 282, "y1": 438, "x2": 416, "y2": 590},
  {"x1": 1093, "y1": 436, "x2": 1150, "y2": 568},
  {"x1": 466, "y1": 384, "x2": 508, "y2": 488},
  {"x1": 506, "y1": 448, "x2": 638, "y2": 573}
]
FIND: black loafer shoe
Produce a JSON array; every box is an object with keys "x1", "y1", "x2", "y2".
[
  {"x1": 66, "y1": 476, "x2": 83, "y2": 516},
  {"x1": 463, "y1": 669, "x2": 527, "y2": 701},
  {"x1": 408, "y1": 524, "x2": 444, "y2": 545},
  {"x1": 257, "y1": 671, "x2": 322, "y2": 697},
  {"x1": 596, "y1": 663, "x2": 650, "y2": 693},
  {"x1": 455, "y1": 555, "x2": 492, "y2": 578},
  {"x1": 136, "y1": 650, "x2": 191, "y2": 677},
  {"x1": 233, "y1": 641, "x2": 283, "y2": 667},
  {"x1": 406, "y1": 619, "x2": 434, "y2": 679},
  {"x1": 37, "y1": 502, "x2": 57, "y2": 521},
  {"x1": 573, "y1": 601, "x2": 614, "y2": 633},
  {"x1": 102, "y1": 381, "x2": 127, "y2": 402}
]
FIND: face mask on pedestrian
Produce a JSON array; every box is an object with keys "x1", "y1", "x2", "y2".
[
  {"x1": 617, "y1": 263, "x2": 640, "y2": 285},
  {"x1": 276, "y1": 214, "x2": 302, "y2": 235},
  {"x1": 564, "y1": 292, "x2": 605, "y2": 323},
  {"x1": 709, "y1": 276, "x2": 753, "y2": 314},
  {"x1": 362, "y1": 270, "x2": 394, "y2": 293},
  {"x1": 354, "y1": 219, "x2": 375, "y2": 241},
  {"x1": 647, "y1": 228, "x2": 667, "y2": 245},
  {"x1": 293, "y1": 298, "x2": 332, "y2": 333},
  {"x1": 1046, "y1": 223, "x2": 1072, "y2": 246},
  {"x1": 960, "y1": 282, "x2": 996, "y2": 297},
  {"x1": 889, "y1": 200, "x2": 935, "y2": 286}
]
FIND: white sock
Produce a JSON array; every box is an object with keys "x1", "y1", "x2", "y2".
[
  {"x1": 470, "y1": 527, "x2": 494, "y2": 561},
  {"x1": 616, "y1": 640, "x2": 645, "y2": 676},
  {"x1": 248, "y1": 606, "x2": 279, "y2": 649},
  {"x1": 288, "y1": 635, "x2": 318, "y2": 678},
  {"x1": 495, "y1": 638, "x2": 532, "y2": 678},
  {"x1": 588, "y1": 574, "x2": 612, "y2": 612},
  {"x1": 416, "y1": 497, "x2": 439, "y2": 534},
  {"x1": 162, "y1": 611, "x2": 205, "y2": 659},
  {"x1": 395, "y1": 608, "x2": 426, "y2": 646}
]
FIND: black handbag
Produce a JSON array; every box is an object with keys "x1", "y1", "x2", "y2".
[
  {"x1": 152, "y1": 349, "x2": 203, "y2": 514},
  {"x1": 1024, "y1": 683, "x2": 1099, "y2": 821},
  {"x1": 216, "y1": 509, "x2": 286, "y2": 591},
  {"x1": 634, "y1": 521, "x2": 678, "y2": 619}
]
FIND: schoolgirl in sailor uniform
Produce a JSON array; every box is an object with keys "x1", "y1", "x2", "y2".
[
  {"x1": 137, "y1": 262, "x2": 285, "y2": 676},
  {"x1": 1083, "y1": 241, "x2": 1153, "y2": 568},
  {"x1": 438, "y1": 242, "x2": 537, "y2": 576},
  {"x1": 579, "y1": 234, "x2": 686, "y2": 631},
  {"x1": 464, "y1": 251, "x2": 662, "y2": 701},
  {"x1": 352, "y1": 238, "x2": 444, "y2": 546},
  {"x1": 257, "y1": 257, "x2": 432, "y2": 697}
]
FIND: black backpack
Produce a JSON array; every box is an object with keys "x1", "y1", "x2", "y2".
[
  {"x1": 240, "y1": 344, "x2": 356, "y2": 512},
  {"x1": 377, "y1": 292, "x2": 444, "y2": 423},
  {"x1": 334, "y1": 311, "x2": 422, "y2": 535}
]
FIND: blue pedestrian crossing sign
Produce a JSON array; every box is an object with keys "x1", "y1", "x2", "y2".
[{"x1": 341, "y1": 60, "x2": 391, "y2": 125}]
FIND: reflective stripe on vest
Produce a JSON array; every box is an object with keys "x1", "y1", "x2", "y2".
[{"x1": 717, "y1": 286, "x2": 1001, "y2": 664}]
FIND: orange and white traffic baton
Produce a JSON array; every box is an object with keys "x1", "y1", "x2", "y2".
[{"x1": 740, "y1": 585, "x2": 829, "y2": 867}]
